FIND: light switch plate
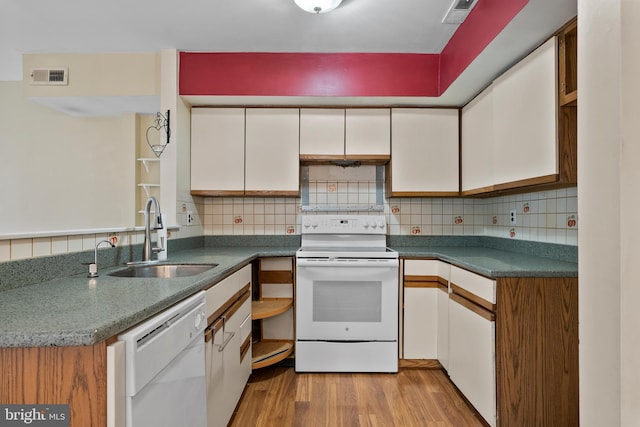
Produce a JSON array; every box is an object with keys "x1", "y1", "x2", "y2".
[{"x1": 510, "y1": 209, "x2": 517, "y2": 225}]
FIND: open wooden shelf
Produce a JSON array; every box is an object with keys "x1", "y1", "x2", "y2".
[
  {"x1": 252, "y1": 340, "x2": 294, "y2": 369},
  {"x1": 252, "y1": 298, "x2": 293, "y2": 320}
]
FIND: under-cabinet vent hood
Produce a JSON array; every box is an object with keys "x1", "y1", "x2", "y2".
[
  {"x1": 442, "y1": 0, "x2": 477, "y2": 25},
  {"x1": 29, "y1": 68, "x2": 68, "y2": 85}
]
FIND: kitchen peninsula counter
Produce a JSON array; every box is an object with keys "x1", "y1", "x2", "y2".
[{"x1": 0, "y1": 236, "x2": 577, "y2": 348}]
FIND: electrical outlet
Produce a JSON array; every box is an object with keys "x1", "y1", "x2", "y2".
[
  {"x1": 510, "y1": 209, "x2": 517, "y2": 225},
  {"x1": 187, "y1": 211, "x2": 193, "y2": 224}
]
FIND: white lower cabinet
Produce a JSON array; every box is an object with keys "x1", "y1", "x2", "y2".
[
  {"x1": 403, "y1": 286, "x2": 438, "y2": 358},
  {"x1": 107, "y1": 340, "x2": 126, "y2": 427},
  {"x1": 448, "y1": 267, "x2": 496, "y2": 427},
  {"x1": 436, "y1": 277, "x2": 450, "y2": 371},
  {"x1": 204, "y1": 265, "x2": 252, "y2": 427},
  {"x1": 402, "y1": 260, "x2": 449, "y2": 360}
]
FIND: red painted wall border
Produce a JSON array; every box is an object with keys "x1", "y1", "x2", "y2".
[
  {"x1": 179, "y1": 0, "x2": 528, "y2": 98},
  {"x1": 179, "y1": 52, "x2": 440, "y2": 97}
]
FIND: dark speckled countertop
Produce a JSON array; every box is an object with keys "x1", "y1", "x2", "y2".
[
  {"x1": 394, "y1": 246, "x2": 578, "y2": 278},
  {"x1": 0, "y1": 247, "x2": 296, "y2": 347},
  {"x1": 0, "y1": 237, "x2": 577, "y2": 348}
]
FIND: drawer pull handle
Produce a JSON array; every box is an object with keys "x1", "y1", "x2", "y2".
[{"x1": 212, "y1": 315, "x2": 235, "y2": 352}]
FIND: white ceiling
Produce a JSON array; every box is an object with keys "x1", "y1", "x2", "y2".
[{"x1": 0, "y1": 0, "x2": 577, "y2": 107}]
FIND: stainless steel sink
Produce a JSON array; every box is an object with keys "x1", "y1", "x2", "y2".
[{"x1": 108, "y1": 263, "x2": 218, "y2": 278}]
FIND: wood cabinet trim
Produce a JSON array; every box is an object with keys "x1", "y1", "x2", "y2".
[
  {"x1": 495, "y1": 276, "x2": 579, "y2": 426},
  {"x1": 404, "y1": 281, "x2": 438, "y2": 288},
  {"x1": 240, "y1": 334, "x2": 251, "y2": 363},
  {"x1": 450, "y1": 282, "x2": 496, "y2": 313},
  {"x1": 191, "y1": 190, "x2": 245, "y2": 197},
  {"x1": 259, "y1": 270, "x2": 293, "y2": 284},
  {"x1": 243, "y1": 190, "x2": 300, "y2": 197},
  {"x1": 450, "y1": 292, "x2": 495, "y2": 322},
  {"x1": 390, "y1": 191, "x2": 461, "y2": 198},
  {"x1": 0, "y1": 343, "x2": 108, "y2": 427}
]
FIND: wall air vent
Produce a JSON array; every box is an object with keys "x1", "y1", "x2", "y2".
[
  {"x1": 442, "y1": 0, "x2": 477, "y2": 25},
  {"x1": 29, "y1": 68, "x2": 68, "y2": 85}
]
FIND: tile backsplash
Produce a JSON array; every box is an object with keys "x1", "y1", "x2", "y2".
[
  {"x1": 201, "y1": 187, "x2": 577, "y2": 245},
  {"x1": 0, "y1": 167, "x2": 578, "y2": 262},
  {"x1": 201, "y1": 166, "x2": 578, "y2": 245}
]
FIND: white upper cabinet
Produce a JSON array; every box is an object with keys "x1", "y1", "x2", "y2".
[
  {"x1": 191, "y1": 108, "x2": 300, "y2": 196},
  {"x1": 245, "y1": 108, "x2": 300, "y2": 195},
  {"x1": 490, "y1": 37, "x2": 558, "y2": 186},
  {"x1": 345, "y1": 109, "x2": 390, "y2": 157},
  {"x1": 390, "y1": 108, "x2": 459, "y2": 196},
  {"x1": 461, "y1": 37, "x2": 559, "y2": 195},
  {"x1": 461, "y1": 88, "x2": 494, "y2": 193},
  {"x1": 191, "y1": 108, "x2": 245, "y2": 195},
  {"x1": 300, "y1": 108, "x2": 390, "y2": 160},
  {"x1": 299, "y1": 109, "x2": 345, "y2": 156}
]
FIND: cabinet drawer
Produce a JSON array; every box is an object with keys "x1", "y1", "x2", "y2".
[
  {"x1": 404, "y1": 260, "x2": 449, "y2": 286},
  {"x1": 236, "y1": 264, "x2": 252, "y2": 291},
  {"x1": 404, "y1": 259, "x2": 438, "y2": 276},
  {"x1": 205, "y1": 275, "x2": 238, "y2": 318},
  {"x1": 205, "y1": 264, "x2": 252, "y2": 319},
  {"x1": 450, "y1": 266, "x2": 496, "y2": 305}
]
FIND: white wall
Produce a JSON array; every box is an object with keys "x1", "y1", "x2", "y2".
[
  {"x1": 579, "y1": 0, "x2": 640, "y2": 425},
  {"x1": 0, "y1": 81, "x2": 136, "y2": 236},
  {"x1": 159, "y1": 49, "x2": 202, "y2": 238},
  {"x1": 619, "y1": 0, "x2": 640, "y2": 422},
  {"x1": 23, "y1": 53, "x2": 159, "y2": 98}
]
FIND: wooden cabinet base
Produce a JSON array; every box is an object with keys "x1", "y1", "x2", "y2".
[
  {"x1": 252, "y1": 340, "x2": 294, "y2": 369},
  {"x1": 0, "y1": 343, "x2": 107, "y2": 427},
  {"x1": 496, "y1": 277, "x2": 579, "y2": 426}
]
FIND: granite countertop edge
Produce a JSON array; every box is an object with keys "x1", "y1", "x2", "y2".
[{"x1": 0, "y1": 244, "x2": 577, "y2": 348}]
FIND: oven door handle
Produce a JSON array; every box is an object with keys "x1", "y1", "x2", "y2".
[{"x1": 296, "y1": 258, "x2": 398, "y2": 268}]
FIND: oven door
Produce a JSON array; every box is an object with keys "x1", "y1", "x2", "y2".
[{"x1": 295, "y1": 257, "x2": 399, "y2": 341}]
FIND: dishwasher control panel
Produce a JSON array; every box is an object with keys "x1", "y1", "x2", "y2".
[{"x1": 118, "y1": 291, "x2": 206, "y2": 396}]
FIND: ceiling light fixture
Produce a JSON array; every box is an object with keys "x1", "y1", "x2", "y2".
[{"x1": 294, "y1": 0, "x2": 343, "y2": 14}]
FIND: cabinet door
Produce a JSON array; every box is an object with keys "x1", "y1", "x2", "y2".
[
  {"x1": 300, "y1": 109, "x2": 344, "y2": 156},
  {"x1": 492, "y1": 37, "x2": 557, "y2": 186},
  {"x1": 403, "y1": 287, "x2": 438, "y2": 358},
  {"x1": 107, "y1": 341, "x2": 126, "y2": 427},
  {"x1": 245, "y1": 108, "x2": 300, "y2": 195},
  {"x1": 436, "y1": 261, "x2": 450, "y2": 370},
  {"x1": 461, "y1": 88, "x2": 494, "y2": 193},
  {"x1": 436, "y1": 286, "x2": 449, "y2": 370},
  {"x1": 191, "y1": 108, "x2": 245, "y2": 195},
  {"x1": 206, "y1": 298, "x2": 251, "y2": 427},
  {"x1": 449, "y1": 296, "x2": 496, "y2": 427},
  {"x1": 390, "y1": 108, "x2": 459, "y2": 195},
  {"x1": 402, "y1": 260, "x2": 445, "y2": 360},
  {"x1": 345, "y1": 109, "x2": 390, "y2": 156}
]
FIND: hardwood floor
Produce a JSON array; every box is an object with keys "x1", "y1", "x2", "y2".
[{"x1": 230, "y1": 364, "x2": 487, "y2": 427}]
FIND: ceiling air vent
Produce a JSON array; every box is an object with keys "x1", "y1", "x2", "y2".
[
  {"x1": 442, "y1": 0, "x2": 477, "y2": 25},
  {"x1": 29, "y1": 68, "x2": 68, "y2": 85}
]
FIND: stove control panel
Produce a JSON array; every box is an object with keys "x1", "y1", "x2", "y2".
[{"x1": 301, "y1": 215, "x2": 387, "y2": 234}]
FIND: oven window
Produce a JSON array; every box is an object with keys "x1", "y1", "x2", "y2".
[{"x1": 312, "y1": 280, "x2": 382, "y2": 322}]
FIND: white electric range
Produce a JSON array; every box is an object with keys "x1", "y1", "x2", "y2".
[{"x1": 295, "y1": 215, "x2": 399, "y2": 373}]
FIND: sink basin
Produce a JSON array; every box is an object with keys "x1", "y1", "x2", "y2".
[{"x1": 108, "y1": 263, "x2": 218, "y2": 278}]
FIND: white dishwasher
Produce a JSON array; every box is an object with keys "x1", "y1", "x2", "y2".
[{"x1": 119, "y1": 291, "x2": 207, "y2": 427}]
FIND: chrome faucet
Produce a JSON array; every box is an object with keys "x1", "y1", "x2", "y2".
[
  {"x1": 88, "y1": 239, "x2": 115, "y2": 277},
  {"x1": 143, "y1": 196, "x2": 164, "y2": 262}
]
